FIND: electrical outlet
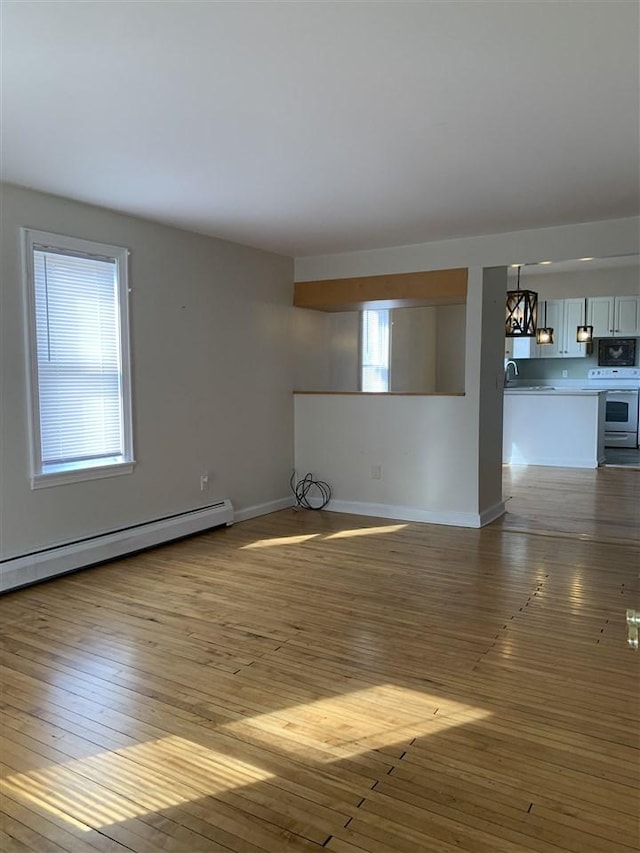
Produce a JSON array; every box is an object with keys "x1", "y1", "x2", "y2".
[
  {"x1": 562, "y1": 370, "x2": 568, "y2": 378},
  {"x1": 371, "y1": 464, "x2": 381, "y2": 480},
  {"x1": 200, "y1": 472, "x2": 209, "y2": 491}
]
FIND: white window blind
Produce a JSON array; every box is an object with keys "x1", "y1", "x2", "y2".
[
  {"x1": 23, "y1": 229, "x2": 134, "y2": 486},
  {"x1": 361, "y1": 309, "x2": 390, "y2": 392}
]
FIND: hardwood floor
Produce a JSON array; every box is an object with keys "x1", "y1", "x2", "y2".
[{"x1": 1, "y1": 466, "x2": 638, "y2": 852}]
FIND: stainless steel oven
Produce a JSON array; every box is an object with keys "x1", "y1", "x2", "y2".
[
  {"x1": 586, "y1": 368, "x2": 640, "y2": 449},
  {"x1": 604, "y1": 389, "x2": 639, "y2": 447}
]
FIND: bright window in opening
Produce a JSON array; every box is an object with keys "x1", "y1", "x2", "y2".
[
  {"x1": 22, "y1": 229, "x2": 134, "y2": 488},
  {"x1": 361, "y1": 309, "x2": 390, "y2": 392}
]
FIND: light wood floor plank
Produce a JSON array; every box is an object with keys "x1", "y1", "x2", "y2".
[{"x1": 1, "y1": 466, "x2": 638, "y2": 852}]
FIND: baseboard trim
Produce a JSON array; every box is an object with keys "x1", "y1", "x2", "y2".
[
  {"x1": 504, "y1": 457, "x2": 598, "y2": 469},
  {"x1": 234, "y1": 496, "x2": 294, "y2": 523},
  {"x1": 0, "y1": 500, "x2": 234, "y2": 593},
  {"x1": 479, "y1": 500, "x2": 507, "y2": 527},
  {"x1": 327, "y1": 499, "x2": 502, "y2": 529}
]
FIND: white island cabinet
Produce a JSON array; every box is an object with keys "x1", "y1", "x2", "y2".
[{"x1": 503, "y1": 389, "x2": 606, "y2": 468}]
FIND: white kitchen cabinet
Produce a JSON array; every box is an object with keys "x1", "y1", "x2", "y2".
[
  {"x1": 589, "y1": 297, "x2": 615, "y2": 338},
  {"x1": 537, "y1": 299, "x2": 563, "y2": 358},
  {"x1": 504, "y1": 336, "x2": 539, "y2": 359},
  {"x1": 538, "y1": 299, "x2": 587, "y2": 359},
  {"x1": 615, "y1": 295, "x2": 640, "y2": 336},
  {"x1": 589, "y1": 295, "x2": 640, "y2": 337},
  {"x1": 563, "y1": 298, "x2": 589, "y2": 357}
]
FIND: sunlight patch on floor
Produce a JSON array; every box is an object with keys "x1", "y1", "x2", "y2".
[
  {"x1": 1, "y1": 688, "x2": 490, "y2": 832},
  {"x1": 0, "y1": 735, "x2": 274, "y2": 830},
  {"x1": 241, "y1": 522, "x2": 408, "y2": 550},
  {"x1": 222, "y1": 683, "x2": 491, "y2": 759},
  {"x1": 241, "y1": 533, "x2": 320, "y2": 549},
  {"x1": 325, "y1": 523, "x2": 408, "y2": 540}
]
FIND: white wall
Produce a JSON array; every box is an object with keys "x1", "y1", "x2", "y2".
[
  {"x1": 0, "y1": 184, "x2": 294, "y2": 561},
  {"x1": 293, "y1": 217, "x2": 639, "y2": 527},
  {"x1": 294, "y1": 266, "x2": 506, "y2": 527},
  {"x1": 294, "y1": 394, "x2": 478, "y2": 524},
  {"x1": 436, "y1": 304, "x2": 466, "y2": 392},
  {"x1": 292, "y1": 310, "x2": 360, "y2": 392},
  {"x1": 295, "y1": 217, "x2": 640, "y2": 281},
  {"x1": 390, "y1": 307, "x2": 436, "y2": 393},
  {"x1": 516, "y1": 262, "x2": 639, "y2": 300},
  {"x1": 293, "y1": 308, "x2": 329, "y2": 391},
  {"x1": 328, "y1": 312, "x2": 360, "y2": 391}
]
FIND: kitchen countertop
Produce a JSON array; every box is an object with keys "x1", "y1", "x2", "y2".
[{"x1": 504, "y1": 387, "x2": 606, "y2": 395}]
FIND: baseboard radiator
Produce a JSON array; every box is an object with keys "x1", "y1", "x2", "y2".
[{"x1": 0, "y1": 499, "x2": 234, "y2": 593}]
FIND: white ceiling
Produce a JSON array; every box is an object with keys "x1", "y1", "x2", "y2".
[
  {"x1": 510, "y1": 254, "x2": 640, "y2": 277},
  {"x1": 2, "y1": 1, "x2": 638, "y2": 258}
]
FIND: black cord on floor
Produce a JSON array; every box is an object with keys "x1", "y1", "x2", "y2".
[{"x1": 290, "y1": 471, "x2": 332, "y2": 510}]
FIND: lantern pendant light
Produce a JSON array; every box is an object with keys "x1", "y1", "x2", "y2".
[
  {"x1": 536, "y1": 300, "x2": 554, "y2": 345},
  {"x1": 576, "y1": 297, "x2": 593, "y2": 343},
  {"x1": 506, "y1": 265, "x2": 538, "y2": 338}
]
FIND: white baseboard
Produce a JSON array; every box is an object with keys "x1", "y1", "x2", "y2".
[
  {"x1": 327, "y1": 499, "x2": 505, "y2": 529},
  {"x1": 479, "y1": 500, "x2": 507, "y2": 527},
  {"x1": 504, "y1": 457, "x2": 598, "y2": 469},
  {"x1": 234, "y1": 496, "x2": 294, "y2": 523}
]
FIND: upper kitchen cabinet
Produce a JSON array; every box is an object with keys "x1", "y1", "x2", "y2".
[
  {"x1": 504, "y1": 336, "x2": 539, "y2": 359},
  {"x1": 589, "y1": 295, "x2": 640, "y2": 337},
  {"x1": 538, "y1": 298, "x2": 587, "y2": 359}
]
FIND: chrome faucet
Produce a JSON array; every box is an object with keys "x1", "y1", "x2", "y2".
[{"x1": 504, "y1": 359, "x2": 519, "y2": 386}]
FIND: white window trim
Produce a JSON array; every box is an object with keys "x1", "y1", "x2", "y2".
[
  {"x1": 21, "y1": 228, "x2": 135, "y2": 489},
  {"x1": 30, "y1": 461, "x2": 136, "y2": 490}
]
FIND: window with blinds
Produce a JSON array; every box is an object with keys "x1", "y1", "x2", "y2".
[
  {"x1": 23, "y1": 229, "x2": 134, "y2": 487},
  {"x1": 361, "y1": 309, "x2": 390, "y2": 392}
]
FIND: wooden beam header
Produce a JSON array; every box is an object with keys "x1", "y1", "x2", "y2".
[{"x1": 294, "y1": 267, "x2": 468, "y2": 312}]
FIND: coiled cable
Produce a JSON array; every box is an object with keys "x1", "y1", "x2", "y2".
[{"x1": 290, "y1": 471, "x2": 332, "y2": 510}]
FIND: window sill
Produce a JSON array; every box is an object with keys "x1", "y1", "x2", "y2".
[{"x1": 31, "y1": 461, "x2": 135, "y2": 490}]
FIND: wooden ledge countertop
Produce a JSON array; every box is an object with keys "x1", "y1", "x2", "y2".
[{"x1": 293, "y1": 390, "x2": 466, "y2": 396}]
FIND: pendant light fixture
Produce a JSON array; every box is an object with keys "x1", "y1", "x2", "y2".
[
  {"x1": 576, "y1": 297, "x2": 593, "y2": 343},
  {"x1": 506, "y1": 265, "x2": 538, "y2": 338},
  {"x1": 536, "y1": 300, "x2": 554, "y2": 345}
]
